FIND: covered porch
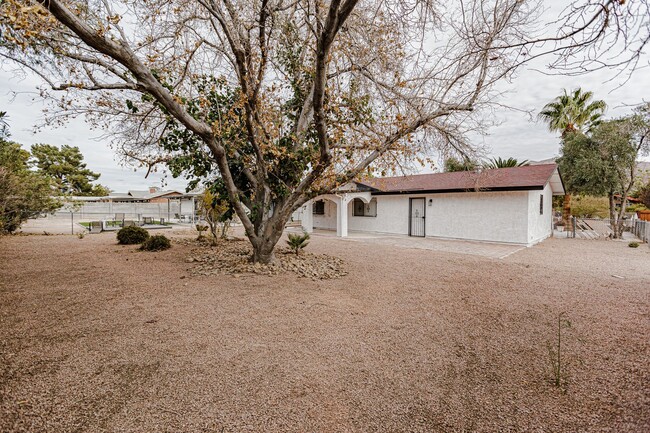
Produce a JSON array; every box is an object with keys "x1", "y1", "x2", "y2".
[{"x1": 299, "y1": 192, "x2": 373, "y2": 237}]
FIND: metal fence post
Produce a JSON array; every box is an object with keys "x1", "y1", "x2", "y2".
[
  {"x1": 71, "y1": 211, "x2": 74, "y2": 235},
  {"x1": 572, "y1": 216, "x2": 576, "y2": 238}
]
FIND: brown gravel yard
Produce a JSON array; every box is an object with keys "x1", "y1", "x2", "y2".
[{"x1": 1, "y1": 231, "x2": 648, "y2": 432}]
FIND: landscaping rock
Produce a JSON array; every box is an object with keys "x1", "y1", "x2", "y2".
[{"x1": 184, "y1": 238, "x2": 347, "y2": 280}]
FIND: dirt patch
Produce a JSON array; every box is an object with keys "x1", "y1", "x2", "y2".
[
  {"x1": 0, "y1": 232, "x2": 648, "y2": 432},
  {"x1": 182, "y1": 238, "x2": 347, "y2": 280}
]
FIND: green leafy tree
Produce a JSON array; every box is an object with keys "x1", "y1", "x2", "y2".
[
  {"x1": 539, "y1": 88, "x2": 607, "y2": 225},
  {"x1": 30, "y1": 144, "x2": 109, "y2": 196},
  {"x1": 596, "y1": 107, "x2": 650, "y2": 235},
  {"x1": 483, "y1": 157, "x2": 529, "y2": 169},
  {"x1": 0, "y1": 140, "x2": 60, "y2": 233},
  {"x1": 637, "y1": 182, "x2": 650, "y2": 209},
  {"x1": 443, "y1": 157, "x2": 478, "y2": 172},
  {"x1": 557, "y1": 105, "x2": 650, "y2": 237},
  {"x1": 198, "y1": 183, "x2": 235, "y2": 246}
]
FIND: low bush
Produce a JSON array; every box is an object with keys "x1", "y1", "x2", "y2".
[
  {"x1": 628, "y1": 242, "x2": 639, "y2": 248},
  {"x1": 116, "y1": 226, "x2": 149, "y2": 245},
  {"x1": 570, "y1": 195, "x2": 609, "y2": 218},
  {"x1": 140, "y1": 234, "x2": 171, "y2": 251}
]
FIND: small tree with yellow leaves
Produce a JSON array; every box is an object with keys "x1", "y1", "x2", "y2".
[{"x1": 198, "y1": 188, "x2": 233, "y2": 246}]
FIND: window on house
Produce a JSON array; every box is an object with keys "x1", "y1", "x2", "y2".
[
  {"x1": 539, "y1": 194, "x2": 544, "y2": 215},
  {"x1": 313, "y1": 200, "x2": 325, "y2": 215},
  {"x1": 353, "y1": 198, "x2": 377, "y2": 217}
]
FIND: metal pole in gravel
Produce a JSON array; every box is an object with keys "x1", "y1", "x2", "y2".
[
  {"x1": 71, "y1": 211, "x2": 74, "y2": 235},
  {"x1": 572, "y1": 216, "x2": 576, "y2": 238}
]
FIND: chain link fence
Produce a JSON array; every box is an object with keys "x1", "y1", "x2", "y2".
[{"x1": 20, "y1": 201, "x2": 198, "y2": 235}]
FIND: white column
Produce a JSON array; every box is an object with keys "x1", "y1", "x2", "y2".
[
  {"x1": 337, "y1": 195, "x2": 348, "y2": 237},
  {"x1": 301, "y1": 200, "x2": 314, "y2": 233}
]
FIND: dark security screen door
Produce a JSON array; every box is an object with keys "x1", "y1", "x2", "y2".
[{"x1": 409, "y1": 198, "x2": 426, "y2": 237}]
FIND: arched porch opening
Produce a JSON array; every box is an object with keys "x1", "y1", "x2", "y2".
[{"x1": 300, "y1": 192, "x2": 372, "y2": 237}]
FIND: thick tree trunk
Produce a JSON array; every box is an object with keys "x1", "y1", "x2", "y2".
[
  {"x1": 249, "y1": 214, "x2": 291, "y2": 264},
  {"x1": 614, "y1": 197, "x2": 629, "y2": 239},
  {"x1": 608, "y1": 192, "x2": 616, "y2": 237},
  {"x1": 247, "y1": 200, "x2": 308, "y2": 263},
  {"x1": 562, "y1": 194, "x2": 572, "y2": 226},
  {"x1": 251, "y1": 243, "x2": 276, "y2": 264}
]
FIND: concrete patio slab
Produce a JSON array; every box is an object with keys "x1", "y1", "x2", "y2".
[{"x1": 289, "y1": 228, "x2": 527, "y2": 259}]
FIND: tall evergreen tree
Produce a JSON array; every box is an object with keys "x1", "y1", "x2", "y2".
[
  {"x1": 1, "y1": 122, "x2": 60, "y2": 233},
  {"x1": 30, "y1": 144, "x2": 109, "y2": 196}
]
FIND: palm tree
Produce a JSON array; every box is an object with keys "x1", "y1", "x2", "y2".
[
  {"x1": 539, "y1": 88, "x2": 607, "y2": 226},
  {"x1": 484, "y1": 157, "x2": 529, "y2": 169},
  {"x1": 539, "y1": 88, "x2": 607, "y2": 135}
]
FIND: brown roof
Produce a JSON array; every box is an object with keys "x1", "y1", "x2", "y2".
[{"x1": 356, "y1": 164, "x2": 560, "y2": 194}]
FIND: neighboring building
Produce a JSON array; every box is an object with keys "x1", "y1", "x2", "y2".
[
  {"x1": 299, "y1": 164, "x2": 565, "y2": 246},
  {"x1": 108, "y1": 187, "x2": 185, "y2": 203},
  {"x1": 63, "y1": 187, "x2": 201, "y2": 222}
]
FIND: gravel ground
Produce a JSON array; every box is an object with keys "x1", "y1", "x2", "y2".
[{"x1": 0, "y1": 231, "x2": 648, "y2": 432}]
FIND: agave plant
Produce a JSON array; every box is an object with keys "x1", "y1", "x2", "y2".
[{"x1": 286, "y1": 232, "x2": 310, "y2": 255}]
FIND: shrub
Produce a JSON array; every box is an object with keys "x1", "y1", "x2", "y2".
[
  {"x1": 628, "y1": 242, "x2": 639, "y2": 248},
  {"x1": 570, "y1": 195, "x2": 609, "y2": 218},
  {"x1": 196, "y1": 224, "x2": 208, "y2": 240},
  {"x1": 116, "y1": 225, "x2": 149, "y2": 245},
  {"x1": 638, "y1": 182, "x2": 650, "y2": 208},
  {"x1": 626, "y1": 203, "x2": 648, "y2": 213},
  {"x1": 286, "y1": 231, "x2": 310, "y2": 255},
  {"x1": 140, "y1": 234, "x2": 171, "y2": 251}
]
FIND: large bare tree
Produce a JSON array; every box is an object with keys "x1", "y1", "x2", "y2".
[{"x1": 1, "y1": 0, "x2": 648, "y2": 262}]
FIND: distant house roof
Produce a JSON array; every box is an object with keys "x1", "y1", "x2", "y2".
[
  {"x1": 107, "y1": 189, "x2": 185, "y2": 202},
  {"x1": 355, "y1": 164, "x2": 565, "y2": 195}
]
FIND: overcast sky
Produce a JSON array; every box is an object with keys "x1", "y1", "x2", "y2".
[{"x1": 1, "y1": 1, "x2": 649, "y2": 192}]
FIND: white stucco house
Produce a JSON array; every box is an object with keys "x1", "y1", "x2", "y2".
[{"x1": 298, "y1": 164, "x2": 565, "y2": 246}]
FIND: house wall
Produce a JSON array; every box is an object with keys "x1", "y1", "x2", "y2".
[
  {"x1": 424, "y1": 191, "x2": 530, "y2": 244},
  {"x1": 347, "y1": 191, "x2": 531, "y2": 244},
  {"x1": 347, "y1": 195, "x2": 410, "y2": 234},
  {"x1": 527, "y1": 183, "x2": 554, "y2": 244},
  {"x1": 312, "y1": 190, "x2": 544, "y2": 245},
  {"x1": 312, "y1": 199, "x2": 338, "y2": 230}
]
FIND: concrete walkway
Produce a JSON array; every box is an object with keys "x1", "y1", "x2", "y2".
[{"x1": 290, "y1": 228, "x2": 527, "y2": 259}]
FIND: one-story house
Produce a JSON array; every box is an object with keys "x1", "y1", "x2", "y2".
[
  {"x1": 299, "y1": 164, "x2": 565, "y2": 246},
  {"x1": 108, "y1": 187, "x2": 186, "y2": 203}
]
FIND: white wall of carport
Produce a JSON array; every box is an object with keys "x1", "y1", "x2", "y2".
[
  {"x1": 424, "y1": 191, "x2": 530, "y2": 244},
  {"x1": 527, "y1": 183, "x2": 554, "y2": 244}
]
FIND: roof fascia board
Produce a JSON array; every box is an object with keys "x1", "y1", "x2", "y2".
[{"x1": 370, "y1": 185, "x2": 544, "y2": 195}]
